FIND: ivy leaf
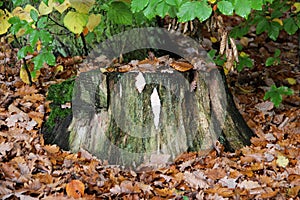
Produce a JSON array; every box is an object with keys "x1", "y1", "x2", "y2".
[
  {"x1": 17, "y1": 46, "x2": 34, "y2": 59},
  {"x1": 283, "y1": 17, "x2": 298, "y2": 35},
  {"x1": 156, "y1": 1, "x2": 170, "y2": 17},
  {"x1": 234, "y1": 0, "x2": 251, "y2": 18},
  {"x1": 131, "y1": 0, "x2": 149, "y2": 13},
  {"x1": 108, "y1": 2, "x2": 132, "y2": 25},
  {"x1": 218, "y1": 1, "x2": 233, "y2": 16}
]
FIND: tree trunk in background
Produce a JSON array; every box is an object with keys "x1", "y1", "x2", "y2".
[{"x1": 66, "y1": 66, "x2": 253, "y2": 168}]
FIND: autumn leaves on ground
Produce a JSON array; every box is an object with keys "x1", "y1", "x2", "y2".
[{"x1": 0, "y1": 28, "x2": 299, "y2": 199}]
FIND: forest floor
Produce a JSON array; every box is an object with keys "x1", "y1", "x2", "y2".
[{"x1": 0, "y1": 24, "x2": 299, "y2": 199}]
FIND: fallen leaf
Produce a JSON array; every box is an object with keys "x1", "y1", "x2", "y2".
[{"x1": 66, "y1": 180, "x2": 85, "y2": 198}]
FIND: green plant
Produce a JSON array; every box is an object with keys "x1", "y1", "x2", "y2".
[
  {"x1": 230, "y1": 0, "x2": 300, "y2": 40},
  {"x1": 263, "y1": 85, "x2": 294, "y2": 107},
  {"x1": 265, "y1": 49, "x2": 281, "y2": 66}
]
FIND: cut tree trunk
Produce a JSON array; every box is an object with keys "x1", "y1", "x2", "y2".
[
  {"x1": 66, "y1": 66, "x2": 254, "y2": 168},
  {"x1": 45, "y1": 28, "x2": 254, "y2": 168}
]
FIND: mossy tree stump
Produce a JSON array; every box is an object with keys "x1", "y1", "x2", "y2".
[{"x1": 67, "y1": 66, "x2": 253, "y2": 168}]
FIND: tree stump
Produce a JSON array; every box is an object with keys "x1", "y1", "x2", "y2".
[
  {"x1": 45, "y1": 28, "x2": 254, "y2": 168},
  {"x1": 68, "y1": 66, "x2": 253, "y2": 168}
]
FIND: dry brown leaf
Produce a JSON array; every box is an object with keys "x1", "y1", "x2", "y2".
[
  {"x1": 66, "y1": 180, "x2": 85, "y2": 198},
  {"x1": 169, "y1": 61, "x2": 193, "y2": 72}
]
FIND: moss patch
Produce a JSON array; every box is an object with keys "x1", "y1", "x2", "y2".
[{"x1": 42, "y1": 78, "x2": 75, "y2": 146}]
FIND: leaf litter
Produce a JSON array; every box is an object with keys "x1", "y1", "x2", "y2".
[{"x1": 0, "y1": 22, "x2": 299, "y2": 199}]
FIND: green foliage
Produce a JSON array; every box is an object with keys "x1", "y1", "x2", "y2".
[
  {"x1": 230, "y1": 0, "x2": 300, "y2": 40},
  {"x1": 236, "y1": 54, "x2": 253, "y2": 72},
  {"x1": 208, "y1": 49, "x2": 226, "y2": 66},
  {"x1": 265, "y1": 49, "x2": 281, "y2": 66},
  {"x1": 264, "y1": 85, "x2": 294, "y2": 107}
]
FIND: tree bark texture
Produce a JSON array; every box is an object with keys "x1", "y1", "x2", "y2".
[{"x1": 67, "y1": 66, "x2": 254, "y2": 168}]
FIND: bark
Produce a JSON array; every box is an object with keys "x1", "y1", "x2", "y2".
[{"x1": 66, "y1": 67, "x2": 253, "y2": 168}]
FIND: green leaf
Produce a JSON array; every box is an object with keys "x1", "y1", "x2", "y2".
[
  {"x1": 268, "y1": 22, "x2": 280, "y2": 40},
  {"x1": 218, "y1": 1, "x2": 234, "y2": 16},
  {"x1": 197, "y1": 1, "x2": 212, "y2": 22},
  {"x1": 256, "y1": 18, "x2": 269, "y2": 34},
  {"x1": 166, "y1": 0, "x2": 182, "y2": 7},
  {"x1": 251, "y1": 0, "x2": 263, "y2": 10},
  {"x1": 230, "y1": 26, "x2": 249, "y2": 38},
  {"x1": 39, "y1": 30, "x2": 52, "y2": 44},
  {"x1": 33, "y1": 51, "x2": 56, "y2": 71},
  {"x1": 131, "y1": 0, "x2": 149, "y2": 13},
  {"x1": 108, "y1": 2, "x2": 132, "y2": 25},
  {"x1": 17, "y1": 46, "x2": 34, "y2": 59},
  {"x1": 42, "y1": 0, "x2": 49, "y2": 6},
  {"x1": 178, "y1": 1, "x2": 211, "y2": 22},
  {"x1": 265, "y1": 57, "x2": 275, "y2": 66},
  {"x1": 236, "y1": 56, "x2": 253, "y2": 71},
  {"x1": 43, "y1": 52, "x2": 56, "y2": 66},
  {"x1": 12, "y1": 0, "x2": 23, "y2": 6},
  {"x1": 177, "y1": 1, "x2": 200, "y2": 22},
  {"x1": 274, "y1": 49, "x2": 281, "y2": 57},
  {"x1": 29, "y1": 30, "x2": 40, "y2": 46},
  {"x1": 234, "y1": 0, "x2": 251, "y2": 18},
  {"x1": 30, "y1": 9, "x2": 39, "y2": 22},
  {"x1": 208, "y1": 49, "x2": 217, "y2": 59},
  {"x1": 37, "y1": 16, "x2": 48, "y2": 28},
  {"x1": 143, "y1": 0, "x2": 161, "y2": 19},
  {"x1": 283, "y1": 18, "x2": 298, "y2": 35},
  {"x1": 156, "y1": 1, "x2": 170, "y2": 17},
  {"x1": 264, "y1": 85, "x2": 294, "y2": 107}
]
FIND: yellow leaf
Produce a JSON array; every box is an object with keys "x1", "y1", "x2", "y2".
[
  {"x1": 20, "y1": 66, "x2": 31, "y2": 84},
  {"x1": 208, "y1": 0, "x2": 217, "y2": 4},
  {"x1": 69, "y1": 0, "x2": 95, "y2": 14},
  {"x1": 293, "y1": 2, "x2": 300, "y2": 13},
  {"x1": 35, "y1": 41, "x2": 41, "y2": 52},
  {"x1": 210, "y1": 36, "x2": 218, "y2": 43},
  {"x1": 0, "y1": 9, "x2": 12, "y2": 35},
  {"x1": 54, "y1": 0, "x2": 71, "y2": 14},
  {"x1": 54, "y1": 65, "x2": 64, "y2": 73},
  {"x1": 240, "y1": 51, "x2": 248, "y2": 57},
  {"x1": 12, "y1": 7, "x2": 31, "y2": 22},
  {"x1": 39, "y1": 1, "x2": 53, "y2": 15},
  {"x1": 86, "y1": 14, "x2": 101, "y2": 32},
  {"x1": 285, "y1": 77, "x2": 296, "y2": 85},
  {"x1": 24, "y1": 4, "x2": 39, "y2": 16},
  {"x1": 272, "y1": 18, "x2": 283, "y2": 26},
  {"x1": 276, "y1": 155, "x2": 289, "y2": 168},
  {"x1": 63, "y1": 11, "x2": 88, "y2": 34}
]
